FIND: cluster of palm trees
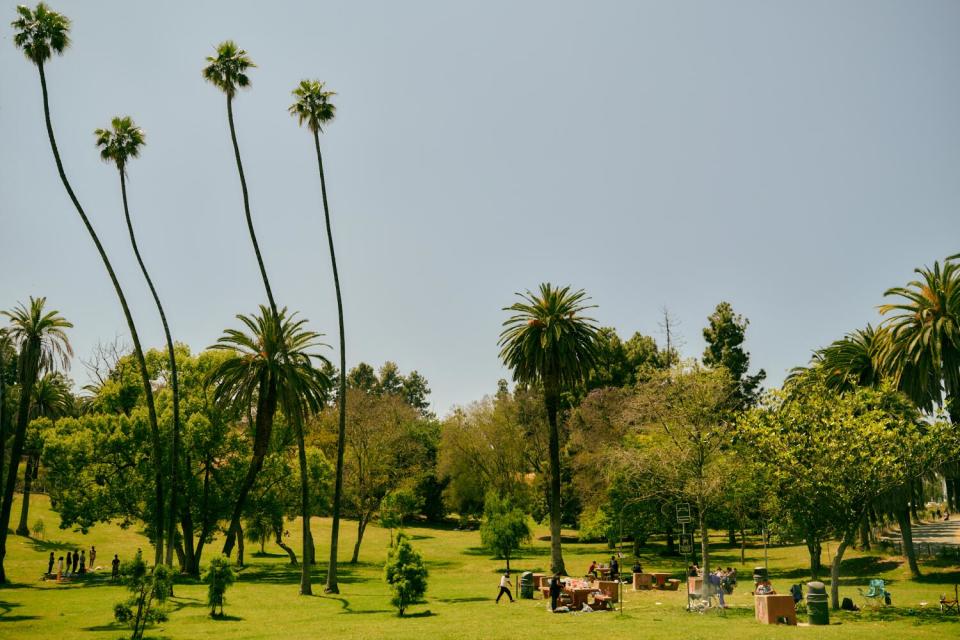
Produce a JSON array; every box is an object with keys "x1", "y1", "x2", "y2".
[
  {"x1": 798, "y1": 254, "x2": 960, "y2": 576},
  {"x1": 6, "y1": 3, "x2": 350, "y2": 594}
]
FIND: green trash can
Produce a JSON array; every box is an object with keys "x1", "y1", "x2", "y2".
[
  {"x1": 520, "y1": 571, "x2": 534, "y2": 599},
  {"x1": 806, "y1": 581, "x2": 829, "y2": 625}
]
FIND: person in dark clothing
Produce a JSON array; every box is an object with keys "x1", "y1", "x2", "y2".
[
  {"x1": 72, "y1": 550, "x2": 79, "y2": 574},
  {"x1": 79, "y1": 550, "x2": 86, "y2": 574},
  {"x1": 496, "y1": 572, "x2": 514, "y2": 603},
  {"x1": 549, "y1": 574, "x2": 563, "y2": 611},
  {"x1": 47, "y1": 552, "x2": 55, "y2": 575},
  {"x1": 112, "y1": 554, "x2": 120, "y2": 580},
  {"x1": 609, "y1": 556, "x2": 619, "y2": 581}
]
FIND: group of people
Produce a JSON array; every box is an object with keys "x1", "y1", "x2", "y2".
[
  {"x1": 45, "y1": 545, "x2": 122, "y2": 582},
  {"x1": 586, "y1": 555, "x2": 623, "y2": 581}
]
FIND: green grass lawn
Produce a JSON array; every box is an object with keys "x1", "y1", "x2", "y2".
[{"x1": 1, "y1": 494, "x2": 958, "y2": 639}]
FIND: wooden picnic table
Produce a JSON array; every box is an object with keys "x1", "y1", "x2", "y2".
[
  {"x1": 565, "y1": 586, "x2": 596, "y2": 610},
  {"x1": 651, "y1": 572, "x2": 671, "y2": 589},
  {"x1": 755, "y1": 594, "x2": 796, "y2": 625}
]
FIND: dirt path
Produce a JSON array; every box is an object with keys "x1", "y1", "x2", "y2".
[{"x1": 885, "y1": 519, "x2": 960, "y2": 545}]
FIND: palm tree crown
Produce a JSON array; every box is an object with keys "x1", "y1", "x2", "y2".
[
  {"x1": 880, "y1": 258, "x2": 960, "y2": 415},
  {"x1": 808, "y1": 324, "x2": 887, "y2": 393},
  {"x1": 11, "y1": 3, "x2": 70, "y2": 65},
  {"x1": 94, "y1": 116, "x2": 145, "y2": 174},
  {"x1": 30, "y1": 372, "x2": 72, "y2": 419},
  {"x1": 209, "y1": 306, "x2": 331, "y2": 419},
  {"x1": 202, "y1": 41, "x2": 255, "y2": 98},
  {"x1": 2, "y1": 297, "x2": 72, "y2": 375},
  {"x1": 289, "y1": 80, "x2": 336, "y2": 133},
  {"x1": 499, "y1": 284, "x2": 600, "y2": 391}
]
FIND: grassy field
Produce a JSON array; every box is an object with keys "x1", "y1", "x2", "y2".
[{"x1": 1, "y1": 494, "x2": 959, "y2": 639}]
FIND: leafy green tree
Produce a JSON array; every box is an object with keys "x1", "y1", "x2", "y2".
[
  {"x1": 209, "y1": 307, "x2": 330, "y2": 594},
  {"x1": 702, "y1": 302, "x2": 765, "y2": 408},
  {"x1": 289, "y1": 78, "x2": 348, "y2": 594},
  {"x1": 12, "y1": 2, "x2": 167, "y2": 565},
  {"x1": 384, "y1": 531, "x2": 428, "y2": 616},
  {"x1": 740, "y1": 374, "x2": 959, "y2": 608},
  {"x1": 0, "y1": 297, "x2": 71, "y2": 582},
  {"x1": 16, "y1": 372, "x2": 72, "y2": 535},
  {"x1": 479, "y1": 492, "x2": 531, "y2": 572},
  {"x1": 203, "y1": 555, "x2": 236, "y2": 617},
  {"x1": 203, "y1": 41, "x2": 276, "y2": 316},
  {"x1": 113, "y1": 555, "x2": 173, "y2": 640},
  {"x1": 624, "y1": 365, "x2": 736, "y2": 586},
  {"x1": 380, "y1": 485, "x2": 424, "y2": 543},
  {"x1": 96, "y1": 115, "x2": 184, "y2": 565},
  {"x1": 499, "y1": 283, "x2": 599, "y2": 574}
]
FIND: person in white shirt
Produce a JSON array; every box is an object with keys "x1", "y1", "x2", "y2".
[{"x1": 496, "y1": 572, "x2": 514, "y2": 603}]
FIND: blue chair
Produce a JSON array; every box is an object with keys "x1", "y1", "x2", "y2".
[{"x1": 858, "y1": 579, "x2": 890, "y2": 607}]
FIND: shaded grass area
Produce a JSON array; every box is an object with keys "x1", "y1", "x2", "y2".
[{"x1": 1, "y1": 494, "x2": 959, "y2": 639}]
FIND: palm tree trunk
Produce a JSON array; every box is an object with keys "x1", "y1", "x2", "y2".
[
  {"x1": 314, "y1": 132, "x2": 348, "y2": 594},
  {"x1": 0, "y1": 338, "x2": 39, "y2": 583},
  {"x1": 0, "y1": 345, "x2": 6, "y2": 493},
  {"x1": 119, "y1": 171, "x2": 182, "y2": 566},
  {"x1": 544, "y1": 384, "x2": 566, "y2": 576},
  {"x1": 226, "y1": 95, "x2": 276, "y2": 317},
  {"x1": 15, "y1": 454, "x2": 35, "y2": 536},
  {"x1": 34, "y1": 62, "x2": 165, "y2": 565},
  {"x1": 895, "y1": 507, "x2": 922, "y2": 577},
  {"x1": 295, "y1": 413, "x2": 312, "y2": 595},
  {"x1": 222, "y1": 375, "x2": 277, "y2": 557}
]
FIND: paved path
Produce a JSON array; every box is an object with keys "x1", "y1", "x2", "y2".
[{"x1": 884, "y1": 519, "x2": 960, "y2": 545}]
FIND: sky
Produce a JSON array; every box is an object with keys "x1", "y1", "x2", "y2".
[{"x1": 1, "y1": 1, "x2": 958, "y2": 415}]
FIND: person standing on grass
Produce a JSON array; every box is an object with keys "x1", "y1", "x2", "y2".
[
  {"x1": 57, "y1": 556, "x2": 64, "y2": 582},
  {"x1": 89, "y1": 545, "x2": 96, "y2": 569},
  {"x1": 79, "y1": 549, "x2": 86, "y2": 574},
  {"x1": 112, "y1": 554, "x2": 120, "y2": 580},
  {"x1": 496, "y1": 572, "x2": 514, "y2": 603},
  {"x1": 72, "y1": 549, "x2": 79, "y2": 574},
  {"x1": 549, "y1": 574, "x2": 563, "y2": 611},
  {"x1": 47, "y1": 552, "x2": 54, "y2": 575}
]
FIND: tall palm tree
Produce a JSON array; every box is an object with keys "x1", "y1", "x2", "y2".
[
  {"x1": 0, "y1": 297, "x2": 71, "y2": 582},
  {"x1": 11, "y1": 3, "x2": 167, "y2": 565},
  {"x1": 881, "y1": 258, "x2": 960, "y2": 517},
  {"x1": 203, "y1": 41, "x2": 277, "y2": 317},
  {"x1": 15, "y1": 372, "x2": 71, "y2": 535},
  {"x1": 209, "y1": 306, "x2": 331, "y2": 594},
  {"x1": 0, "y1": 328, "x2": 12, "y2": 487},
  {"x1": 288, "y1": 79, "x2": 348, "y2": 593},
  {"x1": 499, "y1": 284, "x2": 599, "y2": 574},
  {"x1": 95, "y1": 115, "x2": 183, "y2": 565}
]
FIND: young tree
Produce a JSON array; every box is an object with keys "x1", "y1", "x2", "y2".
[
  {"x1": 702, "y1": 302, "x2": 765, "y2": 409},
  {"x1": 0, "y1": 298, "x2": 71, "y2": 582},
  {"x1": 203, "y1": 555, "x2": 236, "y2": 617},
  {"x1": 499, "y1": 284, "x2": 599, "y2": 574},
  {"x1": 384, "y1": 532, "x2": 428, "y2": 616},
  {"x1": 740, "y1": 375, "x2": 959, "y2": 609},
  {"x1": 479, "y1": 492, "x2": 531, "y2": 573},
  {"x1": 114, "y1": 559, "x2": 173, "y2": 640},
  {"x1": 12, "y1": 3, "x2": 166, "y2": 565},
  {"x1": 380, "y1": 486, "x2": 424, "y2": 543}
]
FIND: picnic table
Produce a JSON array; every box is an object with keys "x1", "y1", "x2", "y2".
[
  {"x1": 651, "y1": 572, "x2": 671, "y2": 589},
  {"x1": 633, "y1": 573, "x2": 653, "y2": 590}
]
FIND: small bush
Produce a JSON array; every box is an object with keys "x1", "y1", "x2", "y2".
[
  {"x1": 31, "y1": 519, "x2": 45, "y2": 539},
  {"x1": 384, "y1": 532, "x2": 428, "y2": 616},
  {"x1": 203, "y1": 555, "x2": 237, "y2": 617}
]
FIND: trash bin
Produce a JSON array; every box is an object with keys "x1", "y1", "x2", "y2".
[
  {"x1": 520, "y1": 571, "x2": 534, "y2": 599},
  {"x1": 806, "y1": 581, "x2": 829, "y2": 625}
]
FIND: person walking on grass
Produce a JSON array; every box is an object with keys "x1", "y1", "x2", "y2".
[
  {"x1": 47, "y1": 552, "x2": 54, "y2": 576},
  {"x1": 496, "y1": 572, "x2": 514, "y2": 603}
]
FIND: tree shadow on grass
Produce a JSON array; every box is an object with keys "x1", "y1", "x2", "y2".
[
  {"x1": 401, "y1": 610, "x2": 436, "y2": 618},
  {"x1": 840, "y1": 556, "x2": 902, "y2": 577},
  {"x1": 210, "y1": 613, "x2": 244, "y2": 621},
  {"x1": 26, "y1": 537, "x2": 75, "y2": 552},
  {"x1": 915, "y1": 569, "x2": 960, "y2": 585},
  {"x1": 0, "y1": 600, "x2": 40, "y2": 623},
  {"x1": 859, "y1": 606, "x2": 960, "y2": 625},
  {"x1": 237, "y1": 562, "x2": 369, "y2": 586},
  {"x1": 436, "y1": 596, "x2": 487, "y2": 603}
]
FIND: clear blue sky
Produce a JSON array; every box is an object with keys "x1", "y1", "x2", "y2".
[{"x1": 2, "y1": 1, "x2": 958, "y2": 414}]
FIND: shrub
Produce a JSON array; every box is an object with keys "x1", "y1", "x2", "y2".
[
  {"x1": 479, "y1": 491, "x2": 531, "y2": 572},
  {"x1": 203, "y1": 555, "x2": 237, "y2": 617},
  {"x1": 113, "y1": 558, "x2": 173, "y2": 640},
  {"x1": 384, "y1": 532, "x2": 428, "y2": 616}
]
